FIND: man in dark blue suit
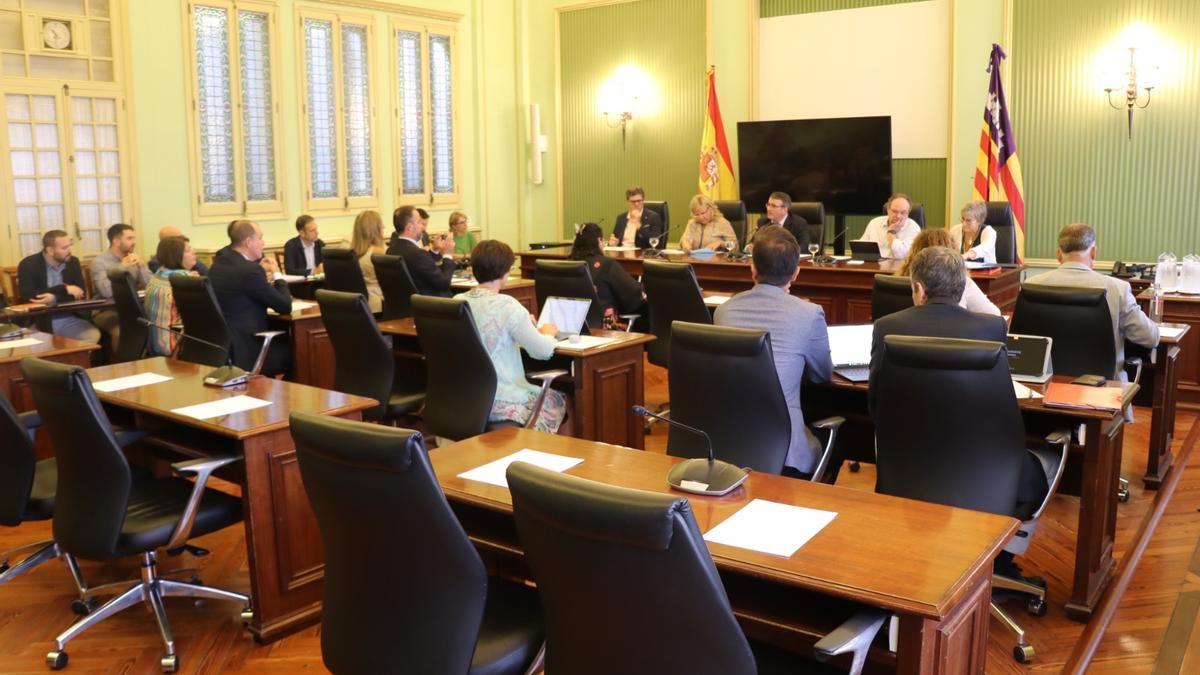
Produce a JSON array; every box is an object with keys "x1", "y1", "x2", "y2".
[
  {"x1": 208, "y1": 220, "x2": 293, "y2": 374},
  {"x1": 386, "y1": 205, "x2": 456, "y2": 297},
  {"x1": 609, "y1": 186, "x2": 664, "y2": 249},
  {"x1": 283, "y1": 214, "x2": 325, "y2": 276}
]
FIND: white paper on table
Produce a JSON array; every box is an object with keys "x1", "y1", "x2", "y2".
[
  {"x1": 457, "y1": 448, "x2": 583, "y2": 488},
  {"x1": 1159, "y1": 325, "x2": 1185, "y2": 340},
  {"x1": 703, "y1": 498, "x2": 837, "y2": 558},
  {"x1": 92, "y1": 372, "x2": 173, "y2": 393},
  {"x1": 703, "y1": 295, "x2": 731, "y2": 306},
  {"x1": 171, "y1": 395, "x2": 272, "y2": 420},
  {"x1": 1012, "y1": 380, "x2": 1043, "y2": 400},
  {"x1": 556, "y1": 335, "x2": 617, "y2": 350},
  {"x1": 660, "y1": 248, "x2": 685, "y2": 256},
  {"x1": 829, "y1": 255, "x2": 852, "y2": 261},
  {"x1": 269, "y1": 299, "x2": 317, "y2": 316},
  {"x1": 0, "y1": 337, "x2": 44, "y2": 350},
  {"x1": 604, "y1": 245, "x2": 640, "y2": 252}
]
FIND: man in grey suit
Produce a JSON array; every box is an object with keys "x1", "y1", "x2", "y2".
[{"x1": 715, "y1": 226, "x2": 833, "y2": 477}]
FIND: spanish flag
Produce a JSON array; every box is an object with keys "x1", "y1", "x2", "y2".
[
  {"x1": 698, "y1": 67, "x2": 738, "y2": 200},
  {"x1": 973, "y1": 44, "x2": 1026, "y2": 262}
]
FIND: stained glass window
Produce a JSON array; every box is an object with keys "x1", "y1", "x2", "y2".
[
  {"x1": 394, "y1": 24, "x2": 456, "y2": 201},
  {"x1": 342, "y1": 23, "x2": 372, "y2": 197},
  {"x1": 239, "y1": 10, "x2": 276, "y2": 202},
  {"x1": 194, "y1": 5, "x2": 235, "y2": 204},
  {"x1": 304, "y1": 18, "x2": 338, "y2": 200},
  {"x1": 429, "y1": 33, "x2": 454, "y2": 194},
  {"x1": 396, "y1": 29, "x2": 424, "y2": 196}
]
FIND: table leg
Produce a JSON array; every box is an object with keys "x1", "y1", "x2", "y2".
[
  {"x1": 571, "y1": 343, "x2": 645, "y2": 449},
  {"x1": 1144, "y1": 343, "x2": 1180, "y2": 488},
  {"x1": 1065, "y1": 417, "x2": 1121, "y2": 621},
  {"x1": 895, "y1": 572, "x2": 992, "y2": 674}
]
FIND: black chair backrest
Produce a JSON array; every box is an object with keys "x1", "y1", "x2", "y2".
[
  {"x1": 289, "y1": 412, "x2": 490, "y2": 675},
  {"x1": 107, "y1": 268, "x2": 149, "y2": 363},
  {"x1": 985, "y1": 201, "x2": 1018, "y2": 264},
  {"x1": 715, "y1": 200, "x2": 747, "y2": 249},
  {"x1": 315, "y1": 290, "x2": 393, "y2": 422},
  {"x1": 790, "y1": 201, "x2": 825, "y2": 249},
  {"x1": 0, "y1": 391, "x2": 36, "y2": 527},
  {"x1": 321, "y1": 247, "x2": 370, "y2": 298},
  {"x1": 20, "y1": 358, "x2": 131, "y2": 560},
  {"x1": 507, "y1": 462, "x2": 756, "y2": 675},
  {"x1": 411, "y1": 295, "x2": 497, "y2": 441},
  {"x1": 644, "y1": 200, "x2": 669, "y2": 246},
  {"x1": 169, "y1": 275, "x2": 231, "y2": 367},
  {"x1": 908, "y1": 202, "x2": 926, "y2": 229},
  {"x1": 372, "y1": 254, "x2": 419, "y2": 321},
  {"x1": 666, "y1": 322, "x2": 792, "y2": 473},
  {"x1": 534, "y1": 260, "x2": 603, "y2": 329},
  {"x1": 871, "y1": 274, "x2": 915, "y2": 321},
  {"x1": 873, "y1": 336, "x2": 1025, "y2": 516},
  {"x1": 641, "y1": 260, "x2": 711, "y2": 369},
  {"x1": 1010, "y1": 285, "x2": 1115, "y2": 378}
]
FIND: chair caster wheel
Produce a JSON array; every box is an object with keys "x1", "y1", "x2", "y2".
[
  {"x1": 47, "y1": 650, "x2": 68, "y2": 670},
  {"x1": 161, "y1": 655, "x2": 178, "y2": 672},
  {"x1": 71, "y1": 598, "x2": 97, "y2": 615},
  {"x1": 1027, "y1": 597, "x2": 1048, "y2": 617},
  {"x1": 1118, "y1": 489, "x2": 1130, "y2": 502},
  {"x1": 0, "y1": 561, "x2": 10, "y2": 575},
  {"x1": 1013, "y1": 643, "x2": 1035, "y2": 663},
  {"x1": 849, "y1": 461, "x2": 861, "y2": 473},
  {"x1": 240, "y1": 607, "x2": 254, "y2": 622}
]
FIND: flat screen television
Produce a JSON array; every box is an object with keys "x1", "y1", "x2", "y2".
[{"x1": 736, "y1": 116, "x2": 892, "y2": 216}]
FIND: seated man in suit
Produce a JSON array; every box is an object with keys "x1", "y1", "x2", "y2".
[
  {"x1": 714, "y1": 226, "x2": 832, "y2": 478},
  {"x1": 283, "y1": 214, "x2": 325, "y2": 276},
  {"x1": 149, "y1": 226, "x2": 209, "y2": 275},
  {"x1": 16, "y1": 229, "x2": 100, "y2": 343},
  {"x1": 609, "y1": 185, "x2": 664, "y2": 249},
  {"x1": 386, "y1": 204, "x2": 456, "y2": 297},
  {"x1": 858, "y1": 193, "x2": 920, "y2": 259},
  {"x1": 208, "y1": 220, "x2": 293, "y2": 375},
  {"x1": 755, "y1": 191, "x2": 810, "y2": 251}
]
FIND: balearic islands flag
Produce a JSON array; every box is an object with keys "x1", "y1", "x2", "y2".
[
  {"x1": 698, "y1": 67, "x2": 738, "y2": 200},
  {"x1": 973, "y1": 43, "x2": 1026, "y2": 262}
]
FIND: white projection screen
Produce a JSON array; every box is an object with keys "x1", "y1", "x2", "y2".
[{"x1": 756, "y1": 0, "x2": 949, "y2": 159}]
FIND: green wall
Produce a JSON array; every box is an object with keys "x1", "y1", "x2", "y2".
[
  {"x1": 761, "y1": 0, "x2": 926, "y2": 18},
  {"x1": 558, "y1": 0, "x2": 705, "y2": 237},
  {"x1": 1012, "y1": 0, "x2": 1200, "y2": 261}
]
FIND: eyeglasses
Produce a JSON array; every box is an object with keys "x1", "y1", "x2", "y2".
[
  {"x1": 766, "y1": 201, "x2": 785, "y2": 209},
  {"x1": 628, "y1": 197, "x2": 645, "y2": 204}
]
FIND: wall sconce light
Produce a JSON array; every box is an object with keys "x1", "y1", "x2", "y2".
[
  {"x1": 603, "y1": 108, "x2": 635, "y2": 148},
  {"x1": 1104, "y1": 47, "x2": 1154, "y2": 139},
  {"x1": 1103, "y1": 24, "x2": 1163, "y2": 140},
  {"x1": 599, "y1": 65, "x2": 655, "y2": 150}
]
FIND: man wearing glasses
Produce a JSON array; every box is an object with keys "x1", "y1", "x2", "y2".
[
  {"x1": 610, "y1": 185, "x2": 664, "y2": 249},
  {"x1": 757, "y1": 191, "x2": 811, "y2": 251}
]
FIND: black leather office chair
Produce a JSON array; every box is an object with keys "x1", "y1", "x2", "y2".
[
  {"x1": 666, "y1": 321, "x2": 844, "y2": 480},
  {"x1": 289, "y1": 412, "x2": 545, "y2": 675},
  {"x1": 315, "y1": 290, "x2": 424, "y2": 424},
  {"x1": 169, "y1": 275, "x2": 283, "y2": 375},
  {"x1": 0, "y1": 392, "x2": 59, "y2": 588},
  {"x1": 790, "y1": 201, "x2": 826, "y2": 250},
  {"x1": 870, "y1": 274, "x2": 914, "y2": 321},
  {"x1": 412, "y1": 295, "x2": 564, "y2": 442},
  {"x1": 908, "y1": 202, "x2": 926, "y2": 229},
  {"x1": 107, "y1": 269, "x2": 149, "y2": 362},
  {"x1": 873, "y1": 336, "x2": 1069, "y2": 663},
  {"x1": 507, "y1": 462, "x2": 884, "y2": 675},
  {"x1": 22, "y1": 358, "x2": 250, "y2": 672},
  {"x1": 321, "y1": 247, "x2": 370, "y2": 299},
  {"x1": 372, "y1": 253, "x2": 419, "y2": 321},
  {"x1": 644, "y1": 200, "x2": 669, "y2": 247},
  {"x1": 985, "y1": 201, "x2": 1018, "y2": 265},
  {"x1": 716, "y1": 200, "x2": 747, "y2": 250},
  {"x1": 642, "y1": 260, "x2": 710, "y2": 370}
]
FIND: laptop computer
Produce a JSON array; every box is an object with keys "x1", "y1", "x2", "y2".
[
  {"x1": 1007, "y1": 334, "x2": 1053, "y2": 383},
  {"x1": 828, "y1": 323, "x2": 874, "y2": 382},
  {"x1": 849, "y1": 240, "x2": 882, "y2": 262},
  {"x1": 536, "y1": 296, "x2": 591, "y2": 340}
]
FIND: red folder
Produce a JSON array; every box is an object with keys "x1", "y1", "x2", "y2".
[{"x1": 1042, "y1": 382, "x2": 1123, "y2": 412}]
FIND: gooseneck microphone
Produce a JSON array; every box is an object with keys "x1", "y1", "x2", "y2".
[
  {"x1": 137, "y1": 318, "x2": 249, "y2": 387},
  {"x1": 632, "y1": 405, "x2": 749, "y2": 496}
]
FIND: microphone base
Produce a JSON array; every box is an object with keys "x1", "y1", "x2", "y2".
[
  {"x1": 667, "y1": 458, "x2": 749, "y2": 497},
  {"x1": 203, "y1": 365, "x2": 250, "y2": 388}
]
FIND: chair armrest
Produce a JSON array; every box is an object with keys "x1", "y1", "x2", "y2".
[
  {"x1": 1124, "y1": 357, "x2": 1143, "y2": 387},
  {"x1": 618, "y1": 313, "x2": 640, "y2": 332},
  {"x1": 18, "y1": 409, "x2": 41, "y2": 431},
  {"x1": 1024, "y1": 430, "x2": 1071, "y2": 521},
  {"x1": 524, "y1": 370, "x2": 569, "y2": 429},
  {"x1": 526, "y1": 369, "x2": 568, "y2": 383},
  {"x1": 250, "y1": 330, "x2": 287, "y2": 376},
  {"x1": 808, "y1": 416, "x2": 846, "y2": 484},
  {"x1": 164, "y1": 455, "x2": 243, "y2": 551},
  {"x1": 112, "y1": 426, "x2": 149, "y2": 448},
  {"x1": 813, "y1": 607, "x2": 888, "y2": 675}
]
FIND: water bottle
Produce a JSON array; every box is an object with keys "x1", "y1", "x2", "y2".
[
  {"x1": 1156, "y1": 252, "x2": 1178, "y2": 292},
  {"x1": 1150, "y1": 285, "x2": 1164, "y2": 323}
]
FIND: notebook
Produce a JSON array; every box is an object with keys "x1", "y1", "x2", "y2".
[{"x1": 536, "y1": 297, "x2": 591, "y2": 340}]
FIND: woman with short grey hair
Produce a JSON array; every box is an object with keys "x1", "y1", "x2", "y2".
[{"x1": 948, "y1": 200, "x2": 997, "y2": 264}]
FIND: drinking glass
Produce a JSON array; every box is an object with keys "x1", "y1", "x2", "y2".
[{"x1": 809, "y1": 243, "x2": 820, "y2": 259}]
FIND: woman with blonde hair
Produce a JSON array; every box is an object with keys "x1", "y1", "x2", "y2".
[
  {"x1": 948, "y1": 200, "x2": 997, "y2": 263},
  {"x1": 448, "y1": 211, "x2": 477, "y2": 257},
  {"x1": 680, "y1": 194, "x2": 737, "y2": 253},
  {"x1": 898, "y1": 228, "x2": 1000, "y2": 316},
  {"x1": 352, "y1": 209, "x2": 387, "y2": 313}
]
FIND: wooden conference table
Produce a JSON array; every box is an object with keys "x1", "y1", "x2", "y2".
[
  {"x1": 377, "y1": 317, "x2": 654, "y2": 449},
  {"x1": 518, "y1": 247, "x2": 1022, "y2": 324},
  {"x1": 82, "y1": 357, "x2": 376, "y2": 642},
  {"x1": 0, "y1": 331, "x2": 99, "y2": 412},
  {"x1": 434, "y1": 427, "x2": 1018, "y2": 674},
  {"x1": 804, "y1": 374, "x2": 1137, "y2": 622}
]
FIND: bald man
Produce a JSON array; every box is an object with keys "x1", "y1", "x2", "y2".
[{"x1": 149, "y1": 226, "x2": 209, "y2": 275}]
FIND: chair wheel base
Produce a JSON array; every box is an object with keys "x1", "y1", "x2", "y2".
[
  {"x1": 161, "y1": 655, "x2": 178, "y2": 672},
  {"x1": 1027, "y1": 597, "x2": 1048, "y2": 617},
  {"x1": 849, "y1": 461, "x2": 861, "y2": 473},
  {"x1": 71, "y1": 598, "x2": 97, "y2": 616},
  {"x1": 0, "y1": 561, "x2": 9, "y2": 575},
  {"x1": 46, "y1": 650, "x2": 67, "y2": 670},
  {"x1": 1117, "y1": 488, "x2": 1131, "y2": 502},
  {"x1": 1013, "y1": 644, "x2": 1035, "y2": 663}
]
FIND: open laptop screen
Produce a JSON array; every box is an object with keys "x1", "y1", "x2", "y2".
[
  {"x1": 536, "y1": 297, "x2": 591, "y2": 337},
  {"x1": 827, "y1": 324, "x2": 874, "y2": 367}
]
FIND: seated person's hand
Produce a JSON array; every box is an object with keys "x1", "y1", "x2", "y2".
[
  {"x1": 122, "y1": 253, "x2": 142, "y2": 268},
  {"x1": 65, "y1": 284, "x2": 85, "y2": 300},
  {"x1": 435, "y1": 233, "x2": 455, "y2": 255},
  {"x1": 33, "y1": 292, "x2": 55, "y2": 305},
  {"x1": 608, "y1": 235, "x2": 618, "y2": 247},
  {"x1": 314, "y1": 263, "x2": 324, "y2": 275},
  {"x1": 538, "y1": 323, "x2": 558, "y2": 337},
  {"x1": 965, "y1": 249, "x2": 980, "y2": 260}
]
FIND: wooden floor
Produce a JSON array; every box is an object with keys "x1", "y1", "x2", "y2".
[{"x1": 1, "y1": 360, "x2": 1198, "y2": 673}]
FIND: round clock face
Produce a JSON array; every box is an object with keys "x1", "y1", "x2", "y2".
[{"x1": 42, "y1": 20, "x2": 72, "y2": 50}]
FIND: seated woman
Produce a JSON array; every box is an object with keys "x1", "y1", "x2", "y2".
[
  {"x1": 351, "y1": 209, "x2": 387, "y2": 313},
  {"x1": 143, "y1": 235, "x2": 200, "y2": 355},
  {"x1": 569, "y1": 222, "x2": 646, "y2": 321},
  {"x1": 898, "y1": 229, "x2": 1000, "y2": 316},
  {"x1": 680, "y1": 194, "x2": 737, "y2": 253},
  {"x1": 458, "y1": 239, "x2": 570, "y2": 433},
  {"x1": 449, "y1": 211, "x2": 478, "y2": 257},
  {"x1": 948, "y1": 200, "x2": 997, "y2": 264}
]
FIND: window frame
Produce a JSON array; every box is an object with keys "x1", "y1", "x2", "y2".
[
  {"x1": 182, "y1": 0, "x2": 285, "y2": 223},
  {"x1": 295, "y1": 7, "x2": 378, "y2": 214},
  {"x1": 390, "y1": 17, "x2": 460, "y2": 207}
]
